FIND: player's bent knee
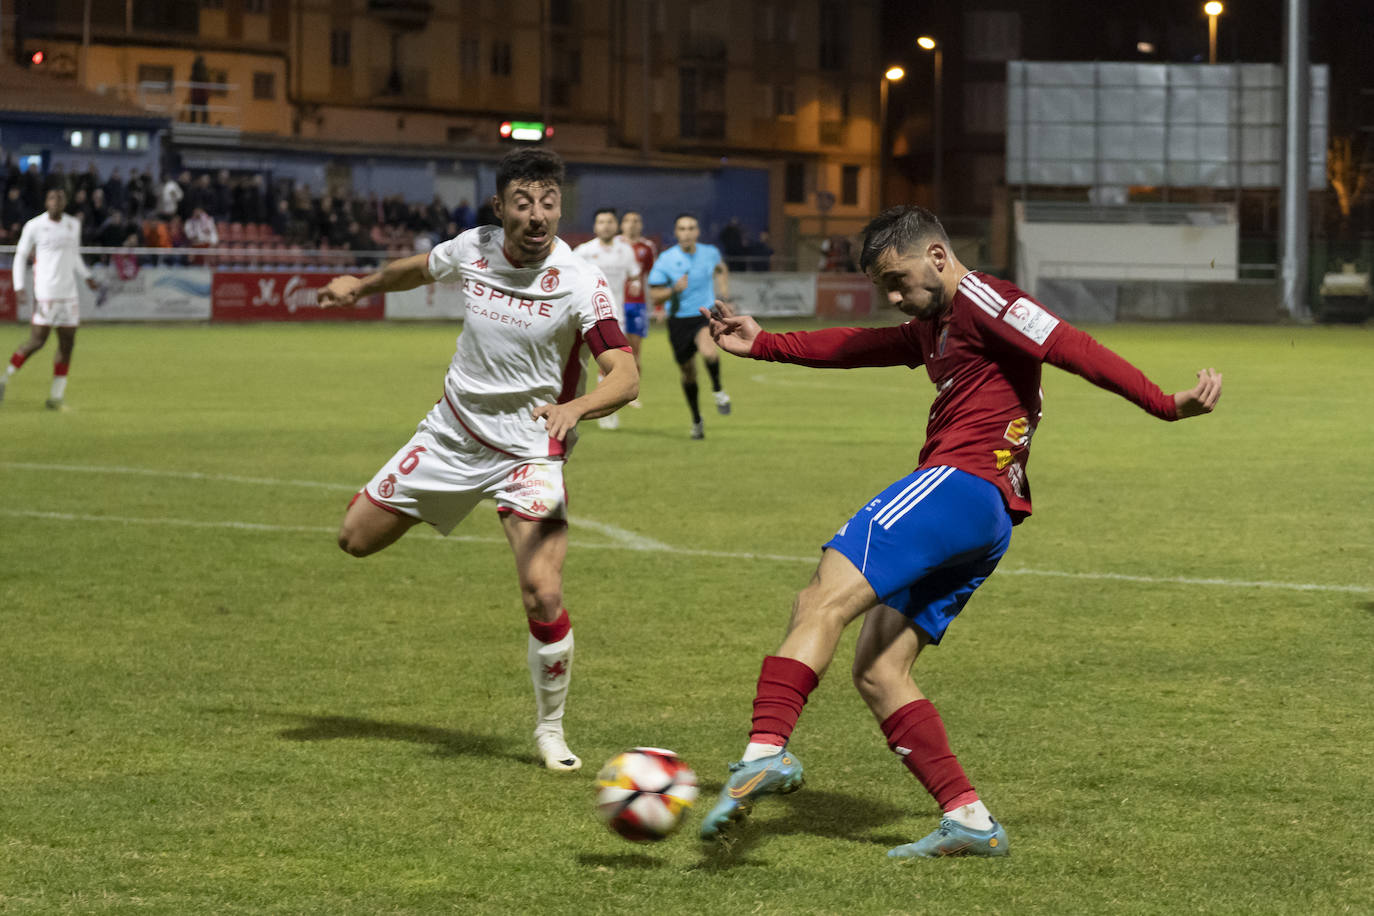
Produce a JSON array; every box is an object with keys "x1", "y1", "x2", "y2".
[{"x1": 523, "y1": 588, "x2": 563, "y2": 619}]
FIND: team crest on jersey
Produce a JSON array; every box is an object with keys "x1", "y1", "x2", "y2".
[
  {"x1": 596, "y1": 276, "x2": 609, "y2": 288},
  {"x1": 592, "y1": 289, "x2": 615, "y2": 320},
  {"x1": 1003, "y1": 416, "x2": 1034, "y2": 446},
  {"x1": 540, "y1": 268, "x2": 560, "y2": 292},
  {"x1": 378, "y1": 474, "x2": 397, "y2": 499},
  {"x1": 473, "y1": 257, "x2": 489, "y2": 270}
]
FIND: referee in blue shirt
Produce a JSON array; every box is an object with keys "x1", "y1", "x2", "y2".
[{"x1": 648, "y1": 213, "x2": 732, "y2": 439}]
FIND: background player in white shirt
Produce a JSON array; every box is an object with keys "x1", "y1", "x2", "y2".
[
  {"x1": 317, "y1": 149, "x2": 638, "y2": 773},
  {"x1": 1, "y1": 188, "x2": 98, "y2": 409},
  {"x1": 573, "y1": 208, "x2": 641, "y2": 429}
]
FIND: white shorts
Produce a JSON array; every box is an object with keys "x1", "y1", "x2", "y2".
[
  {"x1": 32, "y1": 298, "x2": 80, "y2": 328},
  {"x1": 362, "y1": 408, "x2": 568, "y2": 535}
]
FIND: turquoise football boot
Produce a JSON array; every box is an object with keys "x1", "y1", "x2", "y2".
[
  {"x1": 887, "y1": 817, "x2": 1010, "y2": 859},
  {"x1": 699, "y1": 750, "x2": 805, "y2": 841}
]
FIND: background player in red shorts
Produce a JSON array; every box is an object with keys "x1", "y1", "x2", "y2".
[
  {"x1": 697, "y1": 205, "x2": 1222, "y2": 857},
  {"x1": 616, "y1": 210, "x2": 657, "y2": 406},
  {"x1": 317, "y1": 149, "x2": 638, "y2": 773}
]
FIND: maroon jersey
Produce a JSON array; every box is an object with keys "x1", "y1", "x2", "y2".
[
  {"x1": 619, "y1": 236, "x2": 657, "y2": 304},
  {"x1": 749, "y1": 271, "x2": 1177, "y2": 521}
]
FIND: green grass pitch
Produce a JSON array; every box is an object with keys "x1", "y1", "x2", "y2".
[{"x1": 1, "y1": 319, "x2": 1371, "y2": 914}]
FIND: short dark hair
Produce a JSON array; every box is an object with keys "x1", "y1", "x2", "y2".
[
  {"x1": 495, "y1": 148, "x2": 566, "y2": 198},
  {"x1": 674, "y1": 212, "x2": 699, "y2": 226},
  {"x1": 858, "y1": 206, "x2": 949, "y2": 274},
  {"x1": 593, "y1": 207, "x2": 618, "y2": 221}
]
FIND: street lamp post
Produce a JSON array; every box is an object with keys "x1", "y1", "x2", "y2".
[
  {"x1": 1204, "y1": 2, "x2": 1224, "y2": 64},
  {"x1": 917, "y1": 36, "x2": 943, "y2": 214},
  {"x1": 879, "y1": 65, "x2": 904, "y2": 210}
]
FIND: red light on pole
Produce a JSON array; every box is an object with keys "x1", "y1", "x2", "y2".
[{"x1": 30, "y1": 50, "x2": 46, "y2": 65}]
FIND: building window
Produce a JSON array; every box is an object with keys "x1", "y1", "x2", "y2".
[
  {"x1": 818, "y1": 1, "x2": 848, "y2": 71},
  {"x1": 252, "y1": 71, "x2": 275, "y2": 100},
  {"x1": 679, "y1": 66, "x2": 725, "y2": 139},
  {"x1": 491, "y1": 41, "x2": 512, "y2": 77},
  {"x1": 784, "y1": 161, "x2": 806, "y2": 204},
  {"x1": 97, "y1": 130, "x2": 122, "y2": 150},
  {"x1": 137, "y1": 64, "x2": 174, "y2": 92},
  {"x1": 841, "y1": 165, "x2": 860, "y2": 205},
  {"x1": 965, "y1": 11, "x2": 1021, "y2": 62},
  {"x1": 773, "y1": 85, "x2": 795, "y2": 117},
  {"x1": 125, "y1": 131, "x2": 151, "y2": 151},
  {"x1": 550, "y1": 0, "x2": 574, "y2": 27},
  {"x1": 460, "y1": 38, "x2": 480, "y2": 77},
  {"x1": 331, "y1": 30, "x2": 351, "y2": 68}
]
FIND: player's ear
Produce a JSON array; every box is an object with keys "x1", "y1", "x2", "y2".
[
  {"x1": 489, "y1": 194, "x2": 503, "y2": 220},
  {"x1": 927, "y1": 240, "x2": 949, "y2": 271}
]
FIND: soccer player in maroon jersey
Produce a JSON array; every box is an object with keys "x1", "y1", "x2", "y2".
[{"x1": 697, "y1": 205, "x2": 1222, "y2": 857}]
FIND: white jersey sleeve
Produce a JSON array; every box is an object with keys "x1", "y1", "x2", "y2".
[
  {"x1": 427, "y1": 232, "x2": 471, "y2": 283},
  {"x1": 12, "y1": 218, "x2": 35, "y2": 294}
]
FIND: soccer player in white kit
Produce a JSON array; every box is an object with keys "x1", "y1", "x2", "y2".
[
  {"x1": 573, "y1": 208, "x2": 641, "y2": 429},
  {"x1": 1, "y1": 188, "x2": 99, "y2": 409},
  {"x1": 317, "y1": 149, "x2": 639, "y2": 772}
]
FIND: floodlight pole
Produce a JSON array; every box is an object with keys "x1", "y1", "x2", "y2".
[{"x1": 1280, "y1": 0, "x2": 1310, "y2": 320}]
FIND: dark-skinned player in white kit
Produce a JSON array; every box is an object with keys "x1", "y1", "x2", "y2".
[
  {"x1": 697, "y1": 205, "x2": 1222, "y2": 857},
  {"x1": 317, "y1": 149, "x2": 638, "y2": 772}
]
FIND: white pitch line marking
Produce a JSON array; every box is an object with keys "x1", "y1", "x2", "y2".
[{"x1": 3, "y1": 464, "x2": 1369, "y2": 597}]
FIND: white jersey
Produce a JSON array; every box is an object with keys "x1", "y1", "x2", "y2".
[
  {"x1": 572, "y1": 237, "x2": 640, "y2": 316},
  {"x1": 13, "y1": 213, "x2": 90, "y2": 301},
  {"x1": 428, "y1": 226, "x2": 617, "y2": 460}
]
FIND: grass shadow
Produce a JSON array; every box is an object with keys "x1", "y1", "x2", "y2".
[
  {"x1": 690, "y1": 786, "x2": 912, "y2": 871},
  {"x1": 274, "y1": 713, "x2": 528, "y2": 763},
  {"x1": 576, "y1": 852, "x2": 668, "y2": 871}
]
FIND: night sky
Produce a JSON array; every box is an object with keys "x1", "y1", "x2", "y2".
[{"x1": 882, "y1": 0, "x2": 1374, "y2": 133}]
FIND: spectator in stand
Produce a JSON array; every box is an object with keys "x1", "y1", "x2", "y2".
[
  {"x1": 21, "y1": 162, "x2": 44, "y2": 213},
  {"x1": 103, "y1": 168, "x2": 126, "y2": 214},
  {"x1": 125, "y1": 170, "x2": 153, "y2": 220},
  {"x1": 166, "y1": 214, "x2": 190, "y2": 264},
  {"x1": 453, "y1": 199, "x2": 474, "y2": 231},
  {"x1": 185, "y1": 206, "x2": 219, "y2": 248},
  {"x1": 190, "y1": 173, "x2": 216, "y2": 216},
  {"x1": 89, "y1": 188, "x2": 108, "y2": 230},
  {"x1": 270, "y1": 197, "x2": 292, "y2": 239},
  {"x1": 68, "y1": 188, "x2": 93, "y2": 227},
  {"x1": 4, "y1": 185, "x2": 30, "y2": 236},
  {"x1": 97, "y1": 209, "x2": 138, "y2": 251},
  {"x1": 212, "y1": 169, "x2": 233, "y2": 221},
  {"x1": 476, "y1": 198, "x2": 499, "y2": 227},
  {"x1": 189, "y1": 55, "x2": 211, "y2": 123},
  {"x1": 157, "y1": 173, "x2": 184, "y2": 220},
  {"x1": 747, "y1": 230, "x2": 774, "y2": 271},
  {"x1": 79, "y1": 162, "x2": 101, "y2": 196},
  {"x1": 45, "y1": 163, "x2": 73, "y2": 199},
  {"x1": 718, "y1": 218, "x2": 747, "y2": 272}
]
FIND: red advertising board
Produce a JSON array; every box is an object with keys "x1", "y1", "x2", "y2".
[
  {"x1": 815, "y1": 274, "x2": 875, "y2": 318},
  {"x1": 0, "y1": 271, "x2": 17, "y2": 322},
  {"x1": 211, "y1": 271, "x2": 383, "y2": 322}
]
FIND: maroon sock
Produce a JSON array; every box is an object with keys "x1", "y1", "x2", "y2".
[
  {"x1": 528, "y1": 608, "x2": 571, "y2": 644},
  {"x1": 54, "y1": 361, "x2": 69, "y2": 377},
  {"x1": 10, "y1": 352, "x2": 26, "y2": 370},
  {"x1": 881, "y1": 699, "x2": 976, "y2": 811},
  {"x1": 749, "y1": 655, "x2": 820, "y2": 746}
]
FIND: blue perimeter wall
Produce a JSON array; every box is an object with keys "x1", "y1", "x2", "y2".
[{"x1": 176, "y1": 146, "x2": 769, "y2": 242}]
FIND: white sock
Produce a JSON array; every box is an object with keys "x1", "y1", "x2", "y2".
[
  {"x1": 49, "y1": 375, "x2": 68, "y2": 401},
  {"x1": 528, "y1": 630, "x2": 573, "y2": 731},
  {"x1": 944, "y1": 799, "x2": 994, "y2": 830},
  {"x1": 4, "y1": 364, "x2": 15, "y2": 379},
  {"x1": 741, "y1": 741, "x2": 785, "y2": 762}
]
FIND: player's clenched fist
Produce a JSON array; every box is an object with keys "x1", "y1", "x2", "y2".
[
  {"x1": 532, "y1": 402, "x2": 582, "y2": 441},
  {"x1": 318, "y1": 275, "x2": 365, "y2": 309}
]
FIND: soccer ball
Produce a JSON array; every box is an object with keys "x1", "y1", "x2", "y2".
[{"x1": 595, "y1": 747, "x2": 699, "y2": 842}]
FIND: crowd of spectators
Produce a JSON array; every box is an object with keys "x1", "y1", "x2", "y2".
[{"x1": 1, "y1": 154, "x2": 481, "y2": 269}]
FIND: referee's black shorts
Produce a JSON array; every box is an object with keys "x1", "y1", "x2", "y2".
[{"x1": 667, "y1": 315, "x2": 708, "y2": 365}]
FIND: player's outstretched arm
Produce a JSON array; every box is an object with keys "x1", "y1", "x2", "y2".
[
  {"x1": 533, "y1": 349, "x2": 639, "y2": 440},
  {"x1": 702, "y1": 300, "x2": 762, "y2": 357},
  {"x1": 1172, "y1": 368, "x2": 1223, "y2": 418},
  {"x1": 318, "y1": 252, "x2": 432, "y2": 308}
]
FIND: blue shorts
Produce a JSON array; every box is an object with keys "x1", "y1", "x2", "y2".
[
  {"x1": 624, "y1": 302, "x2": 648, "y2": 339},
  {"x1": 824, "y1": 466, "x2": 1012, "y2": 643}
]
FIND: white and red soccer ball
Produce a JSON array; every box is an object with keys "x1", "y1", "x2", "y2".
[{"x1": 595, "y1": 747, "x2": 699, "y2": 842}]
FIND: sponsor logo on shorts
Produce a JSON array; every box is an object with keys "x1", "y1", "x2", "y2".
[
  {"x1": 540, "y1": 268, "x2": 560, "y2": 293},
  {"x1": 529, "y1": 500, "x2": 550, "y2": 515},
  {"x1": 378, "y1": 474, "x2": 397, "y2": 498}
]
